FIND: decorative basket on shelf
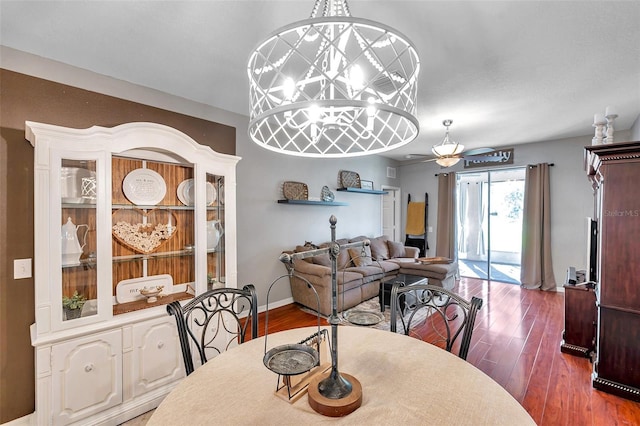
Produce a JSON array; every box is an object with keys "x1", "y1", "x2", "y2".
[
  {"x1": 339, "y1": 170, "x2": 361, "y2": 188},
  {"x1": 282, "y1": 181, "x2": 309, "y2": 200}
]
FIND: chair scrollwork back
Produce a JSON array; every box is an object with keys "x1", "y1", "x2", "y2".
[
  {"x1": 167, "y1": 285, "x2": 258, "y2": 375},
  {"x1": 390, "y1": 283, "x2": 482, "y2": 360}
]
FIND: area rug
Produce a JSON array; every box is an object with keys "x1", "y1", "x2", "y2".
[{"x1": 300, "y1": 297, "x2": 431, "y2": 332}]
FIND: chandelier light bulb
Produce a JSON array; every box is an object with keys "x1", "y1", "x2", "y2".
[
  {"x1": 349, "y1": 65, "x2": 365, "y2": 92},
  {"x1": 366, "y1": 97, "x2": 376, "y2": 116},
  {"x1": 283, "y1": 78, "x2": 296, "y2": 101},
  {"x1": 308, "y1": 104, "x2": 322, "y2": 122}
]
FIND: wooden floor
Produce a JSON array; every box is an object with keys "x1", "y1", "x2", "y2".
[{"x1": 257, "y1": 278, "x2": 640, "y2": 425}]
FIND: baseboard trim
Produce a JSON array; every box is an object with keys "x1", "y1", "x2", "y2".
[
  {"x1": 258, "y1": 297, "x2": 294, "y2": 314},
  {"x1": 592, "y1": 375, "x2": 640, "y2": 402},
  {"x1": 1, "y1": 413, "x2": 33, "y2": 426}
]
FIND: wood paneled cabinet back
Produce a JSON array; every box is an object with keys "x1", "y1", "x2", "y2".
[
  {"x1": 585, "y1": 141, "x2": 640, "y2": 402},
  {"x1": 560, "y1": 284, "x2": 596, "y2": 358}
]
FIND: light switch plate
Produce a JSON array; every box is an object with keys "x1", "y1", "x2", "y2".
[{"x1": 14, "y1": 258, "x2": 32, "y2": 279}]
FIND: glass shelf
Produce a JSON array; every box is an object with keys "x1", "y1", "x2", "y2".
[
  {"x1": 62, "y1": 202, "x2": 97, "y2": 209},
  {"x1": 112, "y1": 248, "x2": 221, "y2": 263},
  {"x1": 111, "y1": 204, "x2": 224, "y2": 211},
  {"x1": 62, "y1": 248, "x2": 222, "y2": 268}
]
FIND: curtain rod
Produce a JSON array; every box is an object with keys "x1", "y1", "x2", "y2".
[{"x1": 435, "y1": 163, "x2": 554, "y2": 176}]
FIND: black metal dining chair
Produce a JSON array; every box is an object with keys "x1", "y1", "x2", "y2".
[
  {"x1": 167, "y1": 285, "x2": 258, "y2": 375},
  {"x1": 389, "y1": 283, "x2": 482, "y2": 360}
]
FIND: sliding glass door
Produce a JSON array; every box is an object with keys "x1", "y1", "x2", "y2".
[{"x1": 456, "y1": 168, "x2": 525, "y2": 284}]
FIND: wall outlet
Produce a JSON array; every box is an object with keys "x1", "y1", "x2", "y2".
[
  {"x1": 428, "y1": 226, "x2": 433, "y2": 233},
  {"x1": 14, "y1": 258, "x2": 32, "y2": 279}
]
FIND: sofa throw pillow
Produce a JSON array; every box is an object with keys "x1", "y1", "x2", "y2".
[
  {"x1": 336, "y1": 239, "x2": 351, "y2": 268},
  {"x1": 348, "y1": 246, "x2": 373, "y2": 267},
  {"x1": 295, "y1": 244, "x2": 314, "y2": 263},
  {"x1": 387, "y1": 240, "x2": 406, "y2": 258},
  {"x1": 313, "y1": 243, "x2": 332, "y2": 267},
  {"x1": 369, "y1": 236, "x2": 389, "y2": 260}
]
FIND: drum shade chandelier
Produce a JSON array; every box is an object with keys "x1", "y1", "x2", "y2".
[{"x1": 247, "y1": 0, "x2": 420, "y2": 157}]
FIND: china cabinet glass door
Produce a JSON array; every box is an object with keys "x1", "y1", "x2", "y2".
[
  {"x1": 61, "y1": 158, "x2": 99, "y2": 321},
  {"x1": 206, "y1": 173, "x2": 225, "y2": 289}
]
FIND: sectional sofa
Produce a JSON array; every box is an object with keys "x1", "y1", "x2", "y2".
[{"x1": 282, "y1": 235, "x2": 457, "y2": 316}]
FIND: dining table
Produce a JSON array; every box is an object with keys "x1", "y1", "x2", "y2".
[{"x1": 147, "y1": 325, "x2": 535, "y2": 425}]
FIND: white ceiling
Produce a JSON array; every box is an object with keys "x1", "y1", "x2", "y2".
[{"x1": 2, "y1": 1, "x2": 639, "y2": 161}]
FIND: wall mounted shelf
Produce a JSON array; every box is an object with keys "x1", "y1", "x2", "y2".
[
  {"x1": 336, "y1": 188, "x2": 388, "y2": 195},
  {"x1": 277, "y1": 199, "x2": 348, "y2": 206}
]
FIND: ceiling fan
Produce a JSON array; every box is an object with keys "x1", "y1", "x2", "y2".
[{"x1": 408, "y1": 120, "x2": 502, "y2": 167}]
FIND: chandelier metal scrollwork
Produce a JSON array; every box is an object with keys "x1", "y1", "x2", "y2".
[{"x1": 247, "y1": 0, "x2": 420, "y2": 157}]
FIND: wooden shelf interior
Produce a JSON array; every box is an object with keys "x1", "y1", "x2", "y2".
[{"x1": 112, "y1": 291, "x2": 194, "y2": 315}]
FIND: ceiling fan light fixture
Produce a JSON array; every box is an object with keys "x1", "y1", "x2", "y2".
[
  {"x1": 247, "y1": 0, "x2": 420, "y2": 158},
  {"x1": 435, "y1": 156, "x2": 461, "y2": 167},
  {"x1": 432, "y1": 143, "x2": 464, "y2": 157},
  {"x1": 432, "y1": 119, "x2": 464, "y2": 158}
]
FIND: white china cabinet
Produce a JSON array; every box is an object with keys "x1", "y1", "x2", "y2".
[{"x1": 27, "y1": 121, "x2": 239, "y2": 425}]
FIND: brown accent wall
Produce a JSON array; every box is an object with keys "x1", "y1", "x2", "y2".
[{"x1": 0, "y1": 69, "x2": 235, "y2": 423}]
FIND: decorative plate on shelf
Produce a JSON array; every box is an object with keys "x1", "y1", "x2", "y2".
[
  {"x1": 339, "y1": 170, "x2": 361, "y2": 188},
  {"x1": 122, "y1": 168, "x2": 167, "y2": 206},
  {"x1": 177, "y1": 179, "x2": 217, "y2": 206},
  {"x1": 115, "y1": 274, "x2": 173, "y2": 304},
  {"x1": 283, "y1": 181, "x2": 309, "y2": 200}
]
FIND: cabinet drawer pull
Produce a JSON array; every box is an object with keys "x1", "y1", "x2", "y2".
[
  {"x1": 85, "y1": 363, "x2": 94, "y2": 373},
  {"x1": 157, "y1": 341, "x2": 165, "y2": 349}
]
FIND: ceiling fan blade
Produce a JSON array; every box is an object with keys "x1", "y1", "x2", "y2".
[
  {"x1": 462, "y1": 155, "x2": 504, "y2": 162},
  {"x1": 405, "y1": 154, "x2": 430, "y2": 160},
  {"x1": 463, "y1": 147, "x2": 496, "y2": 156}
]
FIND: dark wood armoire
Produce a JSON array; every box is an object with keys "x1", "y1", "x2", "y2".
[{"x1": 585, "y1": 141, "x2": 640, "y2": 402}]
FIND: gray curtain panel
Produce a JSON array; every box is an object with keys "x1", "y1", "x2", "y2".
[
  {"x1": 520, "y1": 163, "x2": 556, "y2": 290},
  {"x1": 436, "y1": 172, "x2": 457, "y2": 259}
]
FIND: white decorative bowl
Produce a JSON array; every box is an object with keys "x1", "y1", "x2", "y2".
[{"x1": 139, "y1": 285, "x2": 164, "y2": 303}]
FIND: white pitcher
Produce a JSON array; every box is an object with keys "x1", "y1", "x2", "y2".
[
  {"x1": 61, "y1": 217, "x2": 89, "y2": 266},
  {"x1": 207, "y1": 220, "x2": 225, "y2": 250}
]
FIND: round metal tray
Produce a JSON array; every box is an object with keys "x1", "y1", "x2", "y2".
[
  {"x1": 344, "y1": 310, "x2": 384, "y2": 326},
  {"x1": 263, "y1": 344, "x2": 319, "y2": 376}
]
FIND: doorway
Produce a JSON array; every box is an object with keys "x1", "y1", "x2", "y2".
[
  {"x1": 381, "y1": 186, "x2": 401, "y2": 242},
  {"x1": 456, "y1": 168, "x2": 525, "y2": 284}
]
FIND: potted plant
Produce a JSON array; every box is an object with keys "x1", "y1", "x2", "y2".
[{"x1": 62, "y1": 291, "x2": 86, "y2": 320}]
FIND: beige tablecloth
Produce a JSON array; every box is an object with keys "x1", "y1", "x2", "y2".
[{"x1": 148, "y1": 326, "x2": 535, "y2": 425}]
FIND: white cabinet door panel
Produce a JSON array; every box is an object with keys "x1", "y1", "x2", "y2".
[
  {"x1": 132, "y1": 317, "x2": 183, "y2": 395},
  {"x1": 51, "y1": 329, "x2": 122, "y2": 425}
]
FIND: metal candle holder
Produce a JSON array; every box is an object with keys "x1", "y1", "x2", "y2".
[{"x1": 274, "y1": 215, "x2": 364, "y2": 415}]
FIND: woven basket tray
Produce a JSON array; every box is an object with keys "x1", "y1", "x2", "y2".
[
  {"x1": 339, "y1": 170, "x2": 361, "y2": 188},
  {"x1": 283, "y1": 181, "x2": 309, "y2": 200}
]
